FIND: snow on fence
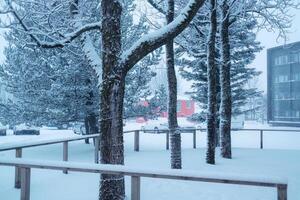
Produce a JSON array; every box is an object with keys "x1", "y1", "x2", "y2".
[
  {"x1": 0, "y1": 128, "x2": 299, "y2": 190},
  {"x1": 137, "y1": 128, "x2": 300, "y2": 150},
  {"x1": 0, "y1": 158, "x2": 288, "y2": 200},
  {"x1": 0, "y1": 134, "x2": 100, "y2": 188}
]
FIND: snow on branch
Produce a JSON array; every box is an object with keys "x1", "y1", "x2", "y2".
[
  {"x1": 4, "y1": 2, "x2": 101, "y2": 49},
  {"x1": 81, "y1": 29, "x2": 102, "y2": 82},
  {"x1": 121, "y1": 0, "x2": 205, "y2": 72},
  {"x1": 229, "y1": 0, "x2": 300, "y2": 41}
]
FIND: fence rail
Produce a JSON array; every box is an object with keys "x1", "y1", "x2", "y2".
[
  {"x1": 0, "y1": 128, "x2": 299, "y2": 190},
  {"x1": 0, "y1": 134, "x2": 100, "y2": 188},
  {"x1": 0, "y1": 158, "x2": 288, "y2": 200},
  {"x1": 0, "y1": 134, "x2": 99, "y2": 152}
]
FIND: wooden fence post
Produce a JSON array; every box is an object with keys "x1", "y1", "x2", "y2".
[
  {"x1": 277, "y1": 184, "x2": 287, "y2": 200},
  {"x1": 20, "y1": 167, "x2": 31, "y2": 200},
  {"x1": 94, "y1": 137, "x2": 100, "y2": 164},
  {"x1": 193, "y1": 130, "x2": 197, "y2": 149},
  {"x1": 260, "y1": 130, "x2": 264, "y2": 149},
  {"x1": 134, "y1": 130, "x2": 140, "y2": 152},
  {"x1": 63, "y1": 141, "x2": 68, "y2": 174},
  {"x1": 166, "y1": 131, "x2": 169, "y2": 150},
  {"x1": 131, "y1": 176, "x2": 141, "y2": 200},
  {"x1": 15, "y1": 148, "x2": 22, "y2": 189}
]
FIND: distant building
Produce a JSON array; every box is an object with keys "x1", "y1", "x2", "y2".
[
  {"x1": 136, "y1": 98, "x2": 195, "y2": 123},
  {"x1": 161, "y1": 98, "x2": 195, "y2": 118},
  {"x1": 267, "y1": 41, "x2": 300, "y2": 126}
]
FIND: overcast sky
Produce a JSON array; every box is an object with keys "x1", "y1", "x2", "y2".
[
  {"x1": 0, "y1": 5, "x2": 299, "y2": 94},
  {"x1": 250, "y1": 8, "x2": 300, "y2": 93}
]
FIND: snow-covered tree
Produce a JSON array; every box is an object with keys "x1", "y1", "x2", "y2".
[
  {"x1": 146, "y1": 0, "x2": 184, "y2": 169},
  {"x1": 0, "y1": 31, "x2": 99, "y2": 127},
  {"x1": 206, "y1": 0, "x2": 218, "y2": 165},
  {"x1": 1, "y1": 0, "x2": 206, "y2": 199},
  {"x1": 219, "y1": 0, "x2": 232, "y2": 158}
]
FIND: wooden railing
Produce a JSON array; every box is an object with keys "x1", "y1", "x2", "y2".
[
  {"x1": 0, "y1": 134, "x2": 100, "y2": 188},
  {"x1": 136, "y1": 128, "x2": 300, "y2": 150},
  {"x1": 0, "y1": 158, "x2": 288, "y2": 200},
  {"x1": 0, "y1": 128, "x2": 299, "y2": 190}
]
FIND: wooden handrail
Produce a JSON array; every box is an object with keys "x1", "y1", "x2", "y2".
[
  {"x1": 0, "y1": 158, "x2": 288, "y2": 200},
  {"x1": 1, "y1": 128, "x2": 299, "y2": 152},
  {"x1": 140, "y1": 128, "x2": 300, "y2": 132},
  {"x1": 0, "y1": 134, "x2": 99, "y2": 151}
]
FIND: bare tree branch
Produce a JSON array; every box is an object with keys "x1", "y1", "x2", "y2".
[
  {"x1": 122, "y1": 0, "x2": 206, "y2": 72},
  {"x1": 147, "y1": 0, "x2": 167, "y2": 15},
  {"x1": 2, "y1": 2, "x2": 101, "y2": 48}
]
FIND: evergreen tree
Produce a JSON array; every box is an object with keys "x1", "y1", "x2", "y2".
[
  {"x1": 178, "y1": 5, "x2": 262, "y2": 120},
  {"x1": 146, "y1": 0, "x2": 183, "y2": 169}
]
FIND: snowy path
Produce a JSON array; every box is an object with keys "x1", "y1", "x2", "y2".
[{"x1": 0, "y1": 128, "x2": 300, "y2": 200}]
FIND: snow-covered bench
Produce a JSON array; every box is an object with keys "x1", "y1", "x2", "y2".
[{"x1": 0, "y1": 158, "x2": 288, "y2": 200}]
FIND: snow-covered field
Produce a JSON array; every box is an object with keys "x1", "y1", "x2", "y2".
[{"x1": 0, "y1": 121, "x2": 300, "y2": 200}]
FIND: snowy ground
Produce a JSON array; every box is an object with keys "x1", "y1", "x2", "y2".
[{"x1": 1, "y1": 121, "x2": 300, "y2": 200}]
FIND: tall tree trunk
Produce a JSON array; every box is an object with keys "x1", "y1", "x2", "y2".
[
  {"x1": 86, "y1": 77, "x2": 98, "y2": 144},
  {"x1": 206, "y1": 0, "x2": 218, "y2": 165},
  {"x1": 167, "y1": 0, "x2": 182, "y2": 169},
  {"x1": 100, "y1": 1, "x2": 125, "y2": 200},
  {"x1": 215, "y1": 113, "x2": 220, "y2": 147},
  {"x1": 84, "y1": 115, "x2": 90, "y2": 144},
  {"x1": 85, "y1": 113, "x2": 98, "y2": 144},
  {"x1": 220, "y1": 0, "x2": 232, "y2": 159},
  {"x1": 89, "y1": 113, "x2": 98, "y2": 145}
]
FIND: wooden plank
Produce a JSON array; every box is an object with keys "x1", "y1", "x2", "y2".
[
  {"x1": 0, "y1": 159, "x2": 286, "y2": 188},
  {"x1": 0, "y1": 134, "x2": 99, "y2": 152},
  {"x1": 94, "y1": 138, "x2": 100, "y2": 164},
  {"x1": 277, "y1": 184, "x2": 287, "y2": 200},
  {"x1": 134, "y1": 131, "x2": 140, "y2": 152},
  {"x1": 20, "y1": 167, "x2": 30, "y2": 200},
  {"x1": 15, "y1": 148, "x2": 22, "y2": 189},
  {"x1": 260, "y1": 130, "x2": 264, "y2": 149},
  {"x1": 63, "y1": 142, "x2": 68, "y2": 174},
  {"x1": 2, "y1": 128, "x2": 299, "y2": 152},
  {"x1": 131, "y1": 176, "x2": 140, "y2": 200}
]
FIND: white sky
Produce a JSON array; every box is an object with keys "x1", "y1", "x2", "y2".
[{"x1": 250, "y1": 8, "x2": 300, "y2": 93}]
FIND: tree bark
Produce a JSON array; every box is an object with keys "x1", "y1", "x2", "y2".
[
  {"x1": 84, "y1": 116, "x2": 90, "y2": 144},
  {"x1": 100, "y1": 1, "x2": 125, "y2": 200},
  {"x1": 206, "y1": 0, "x2": 218, "y2": 165},
  {"x1": 220, "y1": 0, "x2": 232, "y2": 159},
  {"x1": 166, "y1": 0, "x2": 182, "y2": 169},
  {"x1": 215, "y1": 114, "x2": 220, "y2": 147}
]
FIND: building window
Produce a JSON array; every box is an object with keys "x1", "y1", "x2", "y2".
[
  {"x1": 274, "y1": 55, "x2": 288, "y2": 66},
  {"x1": 275, "y1": 75, "x2": 289, "y2": 83},
  {"x1": 289, "y1": 53, "x2": 299, "y2": 63},
  {"x1": 292, "y1": 73, "x2": 300, "y2": 81}
]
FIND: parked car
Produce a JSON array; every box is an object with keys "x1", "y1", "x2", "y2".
[
  {"x1": 69, "y1": 122, "x2": 86, "y2": 135},
  {"x1": 142, "y1": 122, "x2": 197, "y2": 134},
  {"x1": 141, "y1": 123, "x2": 168, "y2": 134},
  {"x1": 0, "y1": 129, "x2": 6, "y2": 136},
  {"x1": 13, "y1": 124, "x2": 40, "y2": 135}
]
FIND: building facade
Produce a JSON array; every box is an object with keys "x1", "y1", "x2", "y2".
[
  {"x1": 267, "y1": 41, "x2": 300, "y2": 126},
  {"x1": 161, "y1": 99, "x2": 195, "y2": 118}
]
